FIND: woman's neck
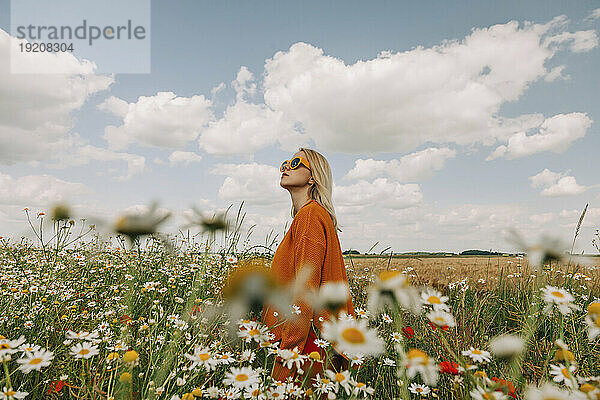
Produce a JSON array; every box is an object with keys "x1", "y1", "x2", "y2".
[{"x1": 289, "y1": 187, "x2": 312, "y2": 214}]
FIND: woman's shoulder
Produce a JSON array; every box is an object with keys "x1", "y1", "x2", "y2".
[{"x1": 294, "y1": 200, "x2": 331, "y2": 226}]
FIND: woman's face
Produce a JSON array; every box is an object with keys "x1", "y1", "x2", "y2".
[{"x1": 280, "y1": 151, "x2": 313, "y2": 189}]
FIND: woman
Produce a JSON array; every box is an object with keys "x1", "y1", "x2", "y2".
[{"x1": 262, "y1": 147, "x2": 355, "y2": 382}]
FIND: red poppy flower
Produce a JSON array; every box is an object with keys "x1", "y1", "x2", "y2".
[
  {"x1": 47, "y1": 380, "x2": 64, "y2": 393},
  {"x1": 491, "y1": 377, "x2": 516, "y2": 398},
  {"x1": 402, "y1": 326, "x2": 415, "y2": 338},
  {"x1": 120, "y1": 314, "x2": 132, "y2": 324},
  {"x1": 439, "y1": 360, "x2": 460, "y2": 375}
]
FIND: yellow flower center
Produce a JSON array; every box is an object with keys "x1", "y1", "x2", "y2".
[
  {"x1": 587, "y1": 302, "x2": 600, "y2": 315},
  {"x1": 472, "y1": 349, "x2": 482, "y2": 355},
  {"x1": 0, "y1": 344, "x2": 10, "y2": 350},
  {"x1": 79, "y1": 349, "x2": 90, "y2": 355},
  {"x1": 341, "y1": 327, "x2": 366, "y2": 344},
  {"x1": 428, "y1": 296, "x2": 441, "y2": 304},
  {"x1": 416, "y1": 388, "x2": 423, "y2": 392},
  {"x1": 309, "y1": 351, "x2": 321, "y2": 361},
  {"x1": 580, "y1": 384, "x2": 596, "y2": 393},
  {"x1": 4, "y1": 391, "x2": 15, "y2": 396},
  {"x1": 379, "y1": 270, "x2": 402, "y2": 281},
  {"x1": 482, "y1": 393, "x2": 495, "y2": 400},
  {"x1": 248, "y1": 329, "x2": 260, "y2": 336},
  {"x1": 553, "y1": 349, "x2": 575, "y2": 362},
  {"x1": 272, "y1": 393, "x2": 280, "y2": 397},
  {"x1": 236, "y1": 374, "x2": 248, "y2": 382},
  {"x1": 561, "y1": 368, "x2": 571, "y2": 378},
  {"x1": 321, "y1": 378, "x2": 330, "y2": 384},
  {"x1": 357, "y1": 382, "x2": 365, "y2": 388},
  {"x1": 552, "y1": 291, "x2": 565, "y2": 298},
  {"x1": 335, "y1": 373, "x2": 346, "y2": 382},
  {"x1": 407, "y1": 349, "x2": 428, "y2": 363},
  {"x1": 199, "y1": 353, "x2": 210, "y2": 361},
  {"x1": 594, "y1": 316, "x2": 600, "y2": 328},
  {"x1": 29, "y1": 358, "x2": 43, "y2": 365},
  {"x1": 434, "y1": 317, "x2": 446, "y2": 324}
]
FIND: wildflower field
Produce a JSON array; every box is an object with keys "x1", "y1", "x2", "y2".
[{"x1": 1, "y1": 204, "x2": 599, "y2": 400}]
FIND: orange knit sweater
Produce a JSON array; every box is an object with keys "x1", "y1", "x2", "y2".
[{"x1": 262, "y1": 199, "x2": 355, "y2": 380}]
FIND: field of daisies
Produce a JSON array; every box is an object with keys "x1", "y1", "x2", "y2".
[{"x1": 0, "y1": 203, "x2": 599, "y2": 400}]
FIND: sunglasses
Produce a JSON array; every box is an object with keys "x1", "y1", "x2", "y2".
[{"x1": 280, "y1": 156, "x2": 311, "y2": 172}]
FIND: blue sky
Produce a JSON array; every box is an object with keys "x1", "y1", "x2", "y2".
[{"x1": 1, "y1": 0, "x2": 599, "y2": 254}]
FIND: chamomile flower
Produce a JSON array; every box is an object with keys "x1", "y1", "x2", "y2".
[
  {"x1": 223, "y1": 367, "x2": 260, "y2": 388},
  {"x1": 470, "y1": 386, "x2": 506, "y2": 400},
  {"x1": 237, "y1": 321, "x2": 270, "y2": 344},
  {"x1": 541, "y1": 286, "x2": 579, "y2": 316},
  {"x1": 70, "y1": 342, "x2": 99, "y2": 359},
  {"x1": 185, "y1": 346, "x2": 218, "y2": 371},
  {"x1": 524, "y1": 383, "x2": 571, "y2": 400},
  {"x1": 462, "y1": 347, "x2": 491, "y2": 363},
  {"x1": 313, "y1": 373, "x2": 336, "y2": 396},
  {"x1": 352, "y1": 381, "x2": 375, "y2": 397},
  {"x1": 347, "y1": 353, "x2": 365, "y2": 367},
  {"x1": 321, "y1": 317, "x2": 384, "y2": 357},
  {"x1": 403, "y1": 349, "x2": 439, "y2": 386},
  {"x1": 408, "y1": 382, "x2": 431, "y2": 395},
  {"x1": 0, "y1": 387, "x2": 28, "y2": 399},
  {"x1": 217, "y1": 352, "x2": 236, "y2": 365},
  {"x1": 549, "y1": 364, "x2": 577, "y2": 388},
  {"x1": 278, "y1": 347, "x2": 307, "y2": 370},
  {"x1": 239, "y1": 349, "x2": 256, "y2": 363},
  {"x1": 585, "y1": 302, "x2": 600, "y2": 342},
  {"x1": 383, "y1": 358, "x2": 396, "y2": 366},
  {"x1": 488, "y1": 334, "x2": 525, "y2": 359},
  {"x1": 317, "y1": 281, "x2": 350, "y2": 312},
  {"x1": 391, "y1": 331, "x2": 403, "y2": 343},
  {"x1": 17, "y1": 343, "x2": 41, "y2": 354},
  {"x1": 16, "y1": 349, "x2": 54, "y2": 373},
  {"x1": 367, "y1": 270, "x2": 422, "y2": 315},
  {"x1": 0, "y1": 336, "x2": 26, "y2": 359},
  {"x1": 421, "y1": 289, "x2": 450, "y2": 311},
  {"x1": 325, "y1": 369, "x2": 353, "y2": 395},
  {"x1": 427, "y1": 310, "x2": 456, "y2": 328}
]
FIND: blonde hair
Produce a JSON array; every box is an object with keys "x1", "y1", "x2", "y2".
[{"x1": 291, "y1": 147, "x2": 341, "y2": 232}]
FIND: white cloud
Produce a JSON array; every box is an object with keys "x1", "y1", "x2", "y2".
[
  {"x1": 210, "y1": 163, "x2": 288, "y2": 206},
  {"x1": 544, "y1": 65, "x2": 569, "y2": 82},
  {"x1": 168, "y1": 151, "x2": 203, "y2": 166},
  {"x1": 584, "y1": 8, "x2": 600, "y2": 22},
  {"x1": 0, "y1": 173, "x2": 91, "y2": 206},
  {"x1": 343, "y1": 147, "x2": 456, "y2": 182},
  {"x1": 542, "y1": 29, "x2": 599, "y2": 52},
  {"x1": 197, "y1": 67, "x2": 308, "y2": 155},
  {"x1": 262, "y1": 16, "x2": 597, "y2": 154},
  {"x1": 98, "y1": 91, "x2": 214, "y2": 150},
  {"x1": 333, "y1": 178, "x2": 423, "y2": 211},
  {"x1": 528, "y1": 168, "x2": 587, "y2": 197},
  {"x1": 487, "y1": 113, "x2": 593, "y2": 160},
  {"x1": 46, "y1": 135, "x2": 146, "y2": 181},
  {"x1": 529, "y1": 168, "x2": 563, "y2": 188},
  {"x1": 0, "y1": 29, "x2": 114, "y2": 165}
]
